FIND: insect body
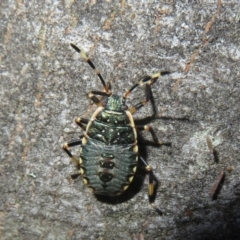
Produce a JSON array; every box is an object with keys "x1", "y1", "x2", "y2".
[{"x1": 63, "y1": 44, "x2": 170, "y2": 214}]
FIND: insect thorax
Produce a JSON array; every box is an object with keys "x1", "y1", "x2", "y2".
[
  {"x1": 86, "y1": 95, "x2": 136, "y2": 145},
  {"x1": 87, "y1": 109, "x2": 135, "y2": 144}
]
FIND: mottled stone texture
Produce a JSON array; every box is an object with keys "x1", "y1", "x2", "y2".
[{"x1": 0, "y1": 0, "x2": 240, "y2": 239}]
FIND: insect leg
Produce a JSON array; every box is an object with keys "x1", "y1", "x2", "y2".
[
  {"x1": 137, "y1": 125, "x2": 171, "y2": 146},
  {"x1": 87, "y1": 91, "x2": 111, "y2": 107},
  {"x1": 70, "y1": 43, "x2": 111, "y2": 94},
  {"x1": 128, "y1": 84, "x2": 151, "y2": 114},
  {"x1": 123, "y1": 72, "x2": 170, "y2": 113},
  {"x1": 75, "y1": 118, "x2": 89, "y2": 131},
  {"x1": 62, "y1": 139, "x2": 82, "y2": 166},
  {"x1": 139, "y1": 156, "x2": 162, "y2": 215}
]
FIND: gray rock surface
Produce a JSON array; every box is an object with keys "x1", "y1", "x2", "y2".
[{"x1": 1, "y1": 0, "x2": 240, "y2": 239}]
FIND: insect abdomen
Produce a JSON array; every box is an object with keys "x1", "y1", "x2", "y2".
[{"x1": 80, "y1": 138, "x2": 138, "y2": 195}]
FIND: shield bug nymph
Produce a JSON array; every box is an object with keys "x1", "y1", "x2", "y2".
[{"x1": 63, "y1": 43, "x2": 171, "y2": 214}]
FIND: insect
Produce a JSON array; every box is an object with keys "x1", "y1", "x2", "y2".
[{"x1": 63, "y1": 43, "x2": 171, "y2": 214}]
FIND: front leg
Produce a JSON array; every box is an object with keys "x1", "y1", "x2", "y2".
[{"x1": 87, "y1": 91, "x2": 110, "y2": 107}]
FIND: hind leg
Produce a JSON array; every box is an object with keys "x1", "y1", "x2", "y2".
[{"x1": 139, "y1": 156, "x2": 162, "y2": 215}]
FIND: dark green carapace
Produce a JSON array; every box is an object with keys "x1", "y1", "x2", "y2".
[
  {"x1": 63, "y1": 44, "x2": 170, "y2": 214},
  {"x1": 81, "y1": 95, "x2": 137, "y2": 195}
]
